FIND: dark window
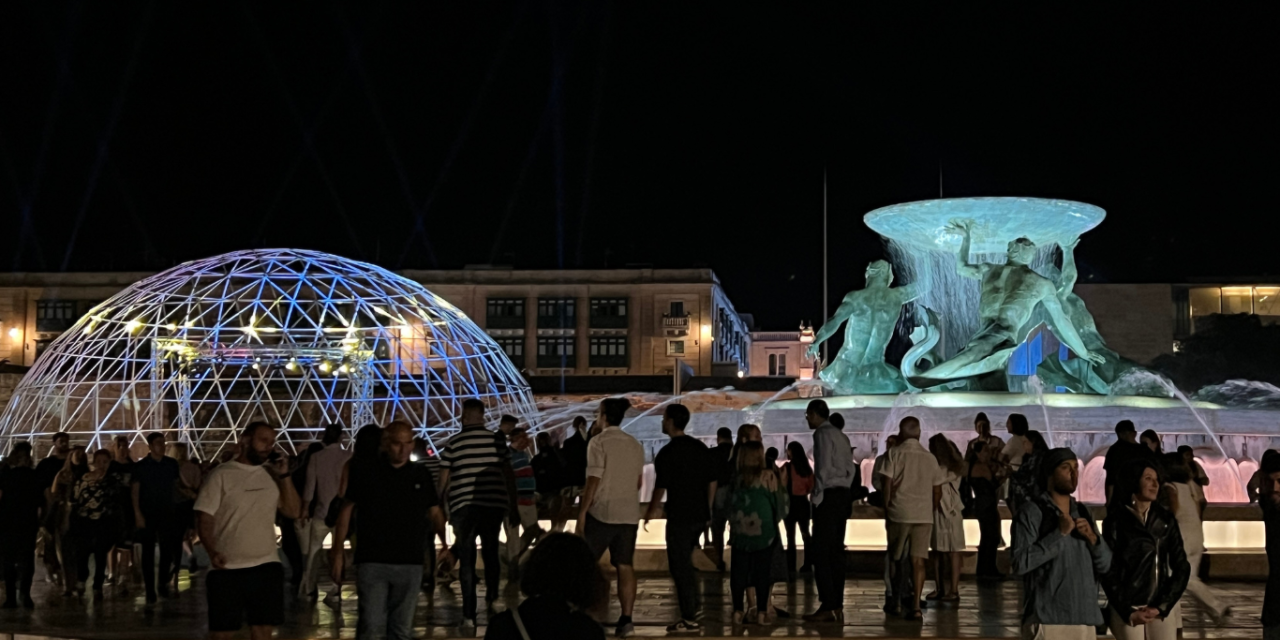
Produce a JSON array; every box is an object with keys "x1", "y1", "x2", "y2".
[
  {"x1": 486, "y1": 298, "x2": 525, "y2": 329},
  {"x1": 669, "y1": 300, "x2": 685, "y2": 317},
  {"x1": 536, "y1": 336, "x2": 575, "y2": 368},
  {"x1": 492, "y1": 337, "x2": 524, "y2": 363},
  {"x1": 589, "y1": 336, "x2": 629, "y2": 367},
  {"x1": 537, "y1": 298, "x2": 576, "y2": 329},
  {"x1": 768, "y1": 353, "x2": 788, "y2": 376},
  {"x1": 36, "y1": 300, "x2": 78, "y2": 333},
  {"x1": 589, "y1": 298, "x2": 629, "y2": 328}
]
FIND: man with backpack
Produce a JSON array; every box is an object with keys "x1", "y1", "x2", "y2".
[{"x1": 1011, "y1": 448, "x2": 1112, "y2": 640}]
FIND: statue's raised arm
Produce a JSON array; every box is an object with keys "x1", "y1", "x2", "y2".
[
  {"x1": 1056, "y1": 237, "x2": 1080, "y2": 297},
  {"x1": 948, "y1": 219, "x2": 983, "y2": 280},
  {"x1": 1039, "y1": 286, "x2": 1106, "y2": 365}
]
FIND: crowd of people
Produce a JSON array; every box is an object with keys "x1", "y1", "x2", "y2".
[{"x1": 1, "y1": 400, "x2": 1279, "y2": 640}]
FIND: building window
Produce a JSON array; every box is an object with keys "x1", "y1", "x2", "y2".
[
  {"x1": 667, "y1": 339, "x2": 685, "y2": 356},
  {"x1": 492, "y1": 336, "x2": 524, "y2": 362},
  {"x1": 768, "y1": 353, "x2": 788, "y2": 376},
  {"x1": 589, "y1": 298, "x2": 628, "y2": 328},
  {"x1": 536, "y1": 336, "x2": 575, "y2": 368},
  {"x1": 537, "y1": 298, "x2": 576, "y2": 329},
  {"x1": 486, "y1": 298, "x2": 525, "y2": 329},
  {"x1": 589, "y1": 336, "x2": 628, "y2": 367},
  {"x1": 1222, "y1": 286, "x2": 1253, "y2": 315},
  {"x1": 669, "y1": 300, "x2": 685, "y2": 317},
  {"x1": 36, "y1": 300, "x2": 78, "y2": 333}
]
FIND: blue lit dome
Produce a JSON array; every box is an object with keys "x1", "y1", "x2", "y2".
[{"x1": 0, "y1": 249, "x2": 537, "y2": 457}]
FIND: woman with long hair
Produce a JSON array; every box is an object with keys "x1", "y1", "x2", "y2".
[
  {"x1": 50, "y1": 446, "x2": 88, "y2": 595},
  {"x1": 727, "y1": 441, "x2": 784, "y2": 625},
  {"x1": 69, "y1": 449, "x2": 128, "y2": 598},
  {"x1": 781, "y1": 441, "x2": 814, "y2": 574},
  {"x1": 964, "y1": 413, "x2": 1005, "y2": 578},
  {"x1": 485, "y1": 533, "x2": 608, "y2": 639},
  {"x1": 1103, "y1": 459, "x2": 1190, "y2": 640},
  {"x1": 1159, "y1": 452, "x2": 1229, "y2": 623},
  {"x1": 1140, "y1": 429, "x2": 1164, "y2": 455},
  {"x1": 1007, "y1": 430, "x2": 1049, "y2": 514},
  {"x1": 927, "y1": 434, "x2": 966, "y2": 602}
]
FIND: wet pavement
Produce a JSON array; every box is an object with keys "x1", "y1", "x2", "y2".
[{"x1": 0, "y1": 569, "x2": 1268, "y2": 639}]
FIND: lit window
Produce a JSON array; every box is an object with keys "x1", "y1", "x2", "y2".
[
  {"x1": 667, "y1": 340, "x2": 685, "y2": 355},
  {"x1": 1222, "y1": 286, "x2": 1253, "y2": 315}
]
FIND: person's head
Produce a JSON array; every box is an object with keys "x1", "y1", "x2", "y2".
[
  {"x1": 572, "y1": 415, "x2": 587, "y2": 435},
  {"x1": 1025, "y1": 430, "x2": 1048, "y2": 455},
  {"x1": 239, "y1": 422, "x2": 277, "y2": 466},
  {"x1": 1262, "y1": 450, "x2": 1280, "y2": 506},
  {"x1": 1040, "y1": 448, "x2": 1080, "y2": 496},
  {"x1": 883, "y1": 434, "x2": 901, "y2": 454},
  {"x1": 113, "y1": 435, "x2": 131, "y2": 461},
  {"x1": 928, "y1": 434, "x2": 964, "y2": 476},
  {"x1": 510, "y1": 427, "x2": 533, "y2": 452},
  {"x1": 1006, "y1": 413, "x2": 1029, "y2": 437},
  {"x1": 716, "y1": 427, "x2": 733, "y2": 445},
  {"x1": 146, "y1": 432, "x2": 166, "y2": 459},
  {"x1": 1177, "y1": 445, "x2": 1196, "y2": 467},
  {"x1": 1140, "y1": 429, "x2": 1162, "y2": 453},
  {"x1": 736, "y1": 423, "x2": 761, "y2": 444},
  {"x1": 1115, "y1": 420, "x2": 1137, "y2": 443},
  {"x1": 460, "y1": 398, "x2": 486, "y2": 426},
  {"x1": 804, "y1": 399, "x2": 830, "y2": 429},
  {"x1": 91, "y1": 448, "x2": 113, "y2": 472},
  {"x1": 662, "y1": 404, "x2": 691, "y2": 437},
  {"x1": 829, "y1": 412, "x2": 845, "y2": 430},
  {"x1": 974, "y1": 412, "x2": 990, "y2": 436},
  {"x1": 1113, "y1": 459, "x2": 1161, "y2": 510},
  {"x1": 383, "y1": 421, "x2": 415, "y2": 466},
  {"x1": 786, "y1": 441, "x2": 812, "y2": 477},
  {"x1": 598, "y1": 397, "x2": 631, "y2": 429},
  {"x1": 735, "y1": 441, "x2": 766, "y2": 486},
  {"x1": 170, "y1": 441, "x2": 190, "y2": 463},
  {"x1": 518, "y1": 533, "x2": 609, "y2": 615},
  {"x1": 1162, "y1": 452, "x2": 1191, "y2": 484},
  {"x1": 353, "y1": 424, "x2": 383, "y2": 461},
  {"x1": 898, "y1": 416, "x2": 921, "y2": 440},
  {"x1": 535, "y1": 431, "x2": 554, "y2": 452},
  {"x1": 5, "y1": 442, "x2": 33, "y2": 468},
  {"x1": 499, "y1": 414, "x2": 519, "y2": 435},
  {"x1": 66, "y1": 445, "x2": 88, "y2": 469},
  {"x1": 1007, "y1": 237, "x2": 1036, "y2": 265},
  {"x1": 765, "y1": 446, "x2": 779, "y2": 467},
  {"x1": 865, "y1": 260, "x2": 893, "y2": 288},
  {"x1": 51, "y1": 432, "x2": 70, "y2": 456},
  {"x1": 322, "y1": 423, "x2": 345, "y2": 446}
]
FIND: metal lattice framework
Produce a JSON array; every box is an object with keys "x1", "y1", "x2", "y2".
[{"x1": 0, "y1": 249, "x2": 537, "y2": 457}]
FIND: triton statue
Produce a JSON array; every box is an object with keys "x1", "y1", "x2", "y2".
[
  {"x1": 906, "y1": 219, "x2": 1104, "y2": 389},
  {"x1": 806, "y1": 260, "x2": 920, "y2": 394}
]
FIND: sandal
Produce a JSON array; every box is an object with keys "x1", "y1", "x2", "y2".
[{"x1": 905, "y1": 609, "x2": 924, "y2": 621}]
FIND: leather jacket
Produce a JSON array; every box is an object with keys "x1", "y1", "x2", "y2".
[{"x1": 1101, "y1": 502, "x2": 1190, "y2": 619}]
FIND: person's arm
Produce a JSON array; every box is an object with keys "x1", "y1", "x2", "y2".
[
  {"x1": 429, "y1": 505, "x2": 448, "y2": 549},
  {"x1": 197, "y1": 511, "x2": 226, "y2": 569},
  {"x1": 328, "y1": 500, "x2": 356, "y2": 584},
  {"x1": 811, "y1": 429, "x2": 828, "y2": 493},
  {"x1": 1041, "y1": 292, "x2": 1105, "y2": 365},
  {"x1": 437, "y1": 468, "x2": 451, "y2": 505},
  {"x1": 1150, "y1": 518, "x2": 1191, "y2": 618},
  {"x1": 302, "y1": 454, "x2": 320, "y2": 521},
  {"x1": 1011, "y1": 505, "x2": 1069, "y2": 575},
  {"x1": 948, "y1": 219, "x2": 983, "y2": 280},
  {"x1": 706, "y1": 480, "x2": 718, "y2": 524},
  {"x1": 1057, "y1": 237, "x2": 1080, "y2": 296},
  {"x1": 807, "y1": 295, "x2": 855, "y2": 359},
  {"x1": 501, "y1": 460, "x2": 519, "y2": 526},
  {"x1": 270, "y1": 459, "x2": 302, "y2": 520},
  {"x1": 932, "y1": 485, "x2": 942, "y2": 512},
  {"x1": 576, "y1": 476, "x2": 601, "y2": 534},
  {"x1": 132, "y1": 480, "x2": 145, "y2": 530},
  {"x1": 1084, "y1": 515, "x2": 1112, "y2": 573},
  {"x1": 644, "y1": 488, "x2": 665, "y2": 525}
]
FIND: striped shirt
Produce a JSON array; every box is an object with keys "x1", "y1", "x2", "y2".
[{"x1": 440, "y1": 424, "x2": 511, "y2": 512}]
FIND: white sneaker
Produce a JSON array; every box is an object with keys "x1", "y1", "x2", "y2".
[{"x1": 460, "y1": 617, "x2": 476, "y2": 628}]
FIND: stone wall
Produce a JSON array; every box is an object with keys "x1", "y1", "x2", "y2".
[{"x1": 1074, "y1": 283, "x2": 1175, "y2": 365}]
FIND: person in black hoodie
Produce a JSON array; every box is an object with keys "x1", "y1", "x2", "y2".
[
  {"x1": 1102, "y1": 458, "x2": 1190, "y2": 640},
  {"x1": 1259, "y1": 452, "x2": 1280, "y2": 640},
  {"x1": 0, "y1": 443, "x2": 44, "y2": 608}
]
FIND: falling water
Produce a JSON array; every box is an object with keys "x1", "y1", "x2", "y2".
[
  {"x1": 878, "y1": 389, "x2": 921, "y2": 453},
  {"x1": 619, "y1": 387, "x2": 736, "y2": 430},
  {"x1": 1025, "y1": 374, "x2": 1054, "y2": 448},
  {"x1": 743, "y1": 378, "x2": 831, "y2": 426}
]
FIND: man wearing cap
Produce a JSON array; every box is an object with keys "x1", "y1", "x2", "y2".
[{"x1": 1012, "y1": 448, "x2": 1112, "y2": 640}]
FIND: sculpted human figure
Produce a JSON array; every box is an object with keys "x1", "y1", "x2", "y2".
[
  {"x1": 807, "y1": 260, "x2": 920, "y2": 394},
  {"x1": 907, "y1": 219, "x2": 1104, "y2": 389}
]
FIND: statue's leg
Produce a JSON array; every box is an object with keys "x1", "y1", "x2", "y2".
[{"x1": 907, "y1": 334, "x2": 1015, "y2": 388}]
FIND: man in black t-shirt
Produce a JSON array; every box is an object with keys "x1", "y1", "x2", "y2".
[
  {"x1": 132, "y1": 432, "x2": 182, "y2": 603},
  {"x1": 644, "y1": 404, "x2": 717, "y2": 633},
  {"x1": 561, "y1": 416, "x2": 589, "y2": 490},
  {"x1": 1103, "y1": 420, "x2": 1148, "y2": 502},
  {"x1": 331, "y1": 421, "x2": 447, "y2": 639}
]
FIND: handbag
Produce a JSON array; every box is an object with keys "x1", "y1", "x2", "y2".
[{"x1": 958, "y1": 475, "x2": 975, "y2": 517}]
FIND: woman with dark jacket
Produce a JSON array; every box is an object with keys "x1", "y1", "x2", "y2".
[{"x1": 1102, "y1": 459, "x2": 1190, "y2": 640}]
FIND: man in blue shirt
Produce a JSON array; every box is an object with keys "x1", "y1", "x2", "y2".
[
  {"x1": 803, "y1": 399, "x2": 854, "y2": 623},
  {"x1": 1012, "y1": 448, "x2": 1112, "y2": 640}
]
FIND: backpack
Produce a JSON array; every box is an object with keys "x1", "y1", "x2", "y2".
[{"x1": 1033, "y1": 497, "x2": 1098, "y2": 552}]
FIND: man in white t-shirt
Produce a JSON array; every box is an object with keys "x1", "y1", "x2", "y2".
[
  {"x1": 195, "y1": 422, "x2": 301, "y2": 640},
  {"x1": 577, "y1": 396, "x2": 644, "y2": 638},
  {"x1": 879, "y1": 416, "x2": 943, "y2": 621}
]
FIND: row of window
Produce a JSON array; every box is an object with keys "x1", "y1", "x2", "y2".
[
  {"x1": 486, "y1": 297, "x2": 690, "y2": 329},
  {"x1": 494, "y1": 336, "x2": 631, "y2": 368}
]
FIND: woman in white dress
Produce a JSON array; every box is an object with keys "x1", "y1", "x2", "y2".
[
  {"x1": 927, "y1": 434, "x2": 967, "y2": 602},
  {"x1": 1160, "y1": 452, "x2": 1230, "y2": 624}
]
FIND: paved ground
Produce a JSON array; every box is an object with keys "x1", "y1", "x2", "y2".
[{"x1": 0, "y1": 570, "x2": 1267, "y2": 639}]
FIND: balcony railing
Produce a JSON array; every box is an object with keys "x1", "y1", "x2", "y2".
[{"x1": 661, "y1": 314, "x2": 690, "y2": 331}]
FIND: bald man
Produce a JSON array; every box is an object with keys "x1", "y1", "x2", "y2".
[{"x1": 331, "y1": 422, "x2": 448, "y2": 640}]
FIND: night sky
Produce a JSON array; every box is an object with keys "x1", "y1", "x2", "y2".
[{"x1": 2, "y1": 2, "x2": 1277, "y2": 330}]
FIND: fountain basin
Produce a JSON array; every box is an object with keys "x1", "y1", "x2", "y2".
[{"x1": 864, "y1": 197, "x2": 1106, "y2": 254}]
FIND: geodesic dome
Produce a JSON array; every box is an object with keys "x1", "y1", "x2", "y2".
[{"x1": 0, "y1": 249, "x2": 537, "y2": 457}]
